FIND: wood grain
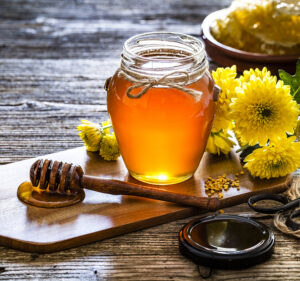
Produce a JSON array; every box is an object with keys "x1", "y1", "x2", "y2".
[
  {"x1": 0, "y1": 0, "x2": 299, "y2": 279},
  {"x1": 0, "y1": 147, "x2": 291, "y2": 253},
  {"x1": 0, "y1": 202, "x2": 299, "y2": 280}
]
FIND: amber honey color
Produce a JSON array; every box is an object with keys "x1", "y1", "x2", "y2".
[{"x1": 107, "y1": 70, "x2": 215, "y2": 185}]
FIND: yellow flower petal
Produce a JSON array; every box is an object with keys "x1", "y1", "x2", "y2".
[
  {"x1": 239, "y1": 67, "x2": 276, "y2": 84},
  {"x1": 206, "y1": 130, "x2": 235, "y2": 155}
]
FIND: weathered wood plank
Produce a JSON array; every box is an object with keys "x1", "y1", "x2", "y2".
[
  {"x1": 0, "y1": 57, "x2": 216, "y2": 163},
  {"x1": 0, "y1": 203, "x2": 299, "y2": 280},
  {"x1": 0, "y1": 0, "x2": 231, "y2": 59},
  {"x1": 0, "y1": 59, "x2": 118, "y2": 104},
  {"x1": 0, "y1": 0, "x2": 299, "y2": 279}
]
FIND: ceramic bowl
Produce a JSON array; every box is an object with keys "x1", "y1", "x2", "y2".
[{"x1": 201, "y1": 9, "x2": 299, "y2": 74}]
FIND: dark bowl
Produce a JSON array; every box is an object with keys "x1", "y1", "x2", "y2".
[{"x1": 201, "y1": 9, "x2": 299, "y2": 74}]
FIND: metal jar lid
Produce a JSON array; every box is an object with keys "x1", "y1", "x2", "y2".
[{"x1": 179, "y1": 215, "x2": 275, "y2": 269}]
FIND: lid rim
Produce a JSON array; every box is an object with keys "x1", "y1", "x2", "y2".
[{"x1": 179, "y1": 215, "x2": 275, "y2": 269}]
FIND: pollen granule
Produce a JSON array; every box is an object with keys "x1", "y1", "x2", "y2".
[{"x1": 204, "y1": 171, "x2": 243, "y2": 199}]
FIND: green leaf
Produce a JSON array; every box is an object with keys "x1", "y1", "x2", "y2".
[
  {"x1": 296, "y1": 59, "x2": 300, "y2": 79},
  {"x1": 239, "y1": 144, "x2": 261, "y2": 163},
  {"x1": 292, "y1": 86, "x2": 300, "y2": 104},
  {"x1": 278, "y1": 59, "x2": 300, "y2": 104},
  {"x1": 278, "y1": 69, "x2": 292, "y2": 85}
]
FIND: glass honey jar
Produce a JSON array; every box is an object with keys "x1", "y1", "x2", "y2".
[{"x1": 106, "y1": 32, "x2": 218, "y2": 185}]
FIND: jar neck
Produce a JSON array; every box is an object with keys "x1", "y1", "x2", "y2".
[{"x1": 120, "y1": 32, "x2": 208, "y2": 83}]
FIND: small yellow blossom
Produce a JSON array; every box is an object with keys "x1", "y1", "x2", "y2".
[
  {"x1": 99, "y1": 133, "x2": 120, "y2": 161},
  {"x1": 77, "y1": 120, "x2": 102, "y2": 152},
  {"x1": 206, "y1": 130, "x2": 236, "y2": 155},
  {"x1": 212, "y1": 66, "x2": 240, "y2": 131},
  {"x1": 244, "y1": 136, "x2": 300, "y2": 179},
  {"x1": 78, "y1": 119, "x2": 120, "y2": 161},
  {"x1": 231, "y1": 77, "x2": 299, "y2": 146}
]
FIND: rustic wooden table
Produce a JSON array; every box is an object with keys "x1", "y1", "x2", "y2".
[{"x1": 0, "y1": 0, "x2": 299, "y2": 280}]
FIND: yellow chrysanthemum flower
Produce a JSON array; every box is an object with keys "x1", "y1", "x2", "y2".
[
  {"x1": 77, "y1": 119, "x2": 120, "y2": 161},
  {"x1": 206, "y1": 130, "x2": 236, "y2": 155},
  {"x1": 99, "y1": 133, "x2": 120, "y2": 161},
  {"x1": 231, "y1": 77, "x2": 299, "y2": 146},
  {"x1": 244, "y1": 136, "x2": 300, "y2": 179},
  {"x1": 239, "y1": 67, "x2": 276, "y2": 83},
  {"x1": 212, "y1": 65, "x2": 240, "y2": 131},
  {"x1": 77, "y1": 120, "x2": 102, "y2": 152}
]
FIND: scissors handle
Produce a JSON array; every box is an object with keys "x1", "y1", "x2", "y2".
[
  {"x1": 286, "y1": 209, "x2": 300, "y2": 231},
  {"x1": 248, "y1": 194, "x2": 300, "y2": 214}
]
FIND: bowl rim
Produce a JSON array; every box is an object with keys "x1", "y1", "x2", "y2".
[{"x1": 201, "y1": 9, "x2": 300, "y2": 63}]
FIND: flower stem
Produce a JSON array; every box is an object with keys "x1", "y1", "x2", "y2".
[
  {"x1": 101, "y1": 124, "x2": 112, "y2": 130},
  {"x1": 236, "y1": 144, "x2": 250, "y2": 153}
]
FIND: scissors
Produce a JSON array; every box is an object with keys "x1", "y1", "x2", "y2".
[{"x1": 248, "y1": 194, "x2": 300, "y2": 231}]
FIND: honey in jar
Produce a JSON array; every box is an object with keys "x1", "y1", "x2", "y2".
[{"x1": 107, "y1": 32, "x2": 217, "y2": 185}]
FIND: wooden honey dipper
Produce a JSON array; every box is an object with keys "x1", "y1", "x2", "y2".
[{"x1": 29, "y1": 159, "x2": 221, "y2": 210}]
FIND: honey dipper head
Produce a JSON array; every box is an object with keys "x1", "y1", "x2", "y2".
[{"x1": 30, "y1": 159, "x2": 84, "y2": 194}]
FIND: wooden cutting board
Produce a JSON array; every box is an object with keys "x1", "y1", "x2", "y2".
[{"x1": 0, "y1": 147, "x2": 292, "y2": 253}]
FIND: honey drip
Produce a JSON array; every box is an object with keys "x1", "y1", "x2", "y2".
[
  {"x1": 17, "y1": 159, "x2": 85, "y2": 208},
  {"x1": 17, "y1": 181, "x2": 85, "y2": 208}
]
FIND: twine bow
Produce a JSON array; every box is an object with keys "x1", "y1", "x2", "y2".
[{"x1": 119, "y1": 70, "x2": 203, "y2": 102}]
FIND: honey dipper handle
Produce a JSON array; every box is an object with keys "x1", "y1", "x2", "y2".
[{"x1": 81, "y1": 175, "x2": 220, "y2": 211}]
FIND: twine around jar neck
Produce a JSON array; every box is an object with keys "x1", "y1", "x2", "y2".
[
  {"x1": 114, "y1": 59, "x2": 211, "y2": 102},
  {"x1": 104, "y1": 58, "x2": 220, "y2": 102}
]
